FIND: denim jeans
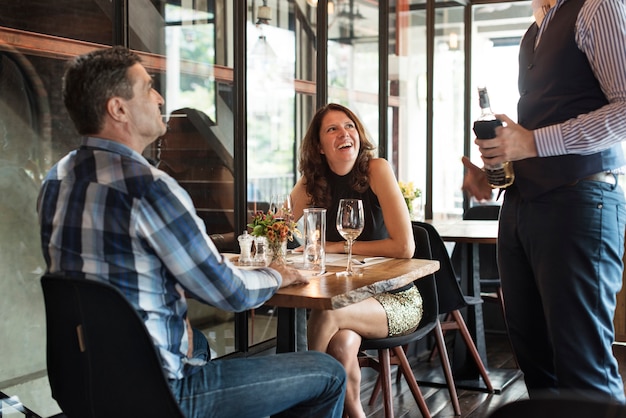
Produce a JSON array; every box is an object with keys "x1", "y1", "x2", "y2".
[
  {"x1": 168, "y1": 330, "x2": 346, "y2": 418},
  {"x1": 499, "y1": 180, "x2": 626, "y2": 401}
]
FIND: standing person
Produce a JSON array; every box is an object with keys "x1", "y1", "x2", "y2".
[
  {"x1": 290, "y1": 103, "x2": 421, "y2": 417},
  {"x1": 38, "y1": 46, "x2": 346, "y2": 418},
  {"x1": 463, "y1": 0, "x2": 626, "y2": 401}
]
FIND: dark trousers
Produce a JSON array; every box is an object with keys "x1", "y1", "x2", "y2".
[{"x1": 499, "y1": 179, "x2": 626, "y2": 401}]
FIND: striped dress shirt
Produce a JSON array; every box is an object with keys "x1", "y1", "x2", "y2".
[{"x1": 531, "y1": 0, "x2": 626, "y2": 157}]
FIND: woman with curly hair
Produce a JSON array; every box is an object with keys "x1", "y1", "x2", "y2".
[{"x1": 290, "y1": 103, "x2": 422, "y2": 417}]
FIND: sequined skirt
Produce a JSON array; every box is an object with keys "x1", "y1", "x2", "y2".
[{"x1": 373, "y1": 285, "x2": 423, "y2": 337}]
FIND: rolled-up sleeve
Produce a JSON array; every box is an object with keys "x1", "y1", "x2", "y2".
[{"x1": 136, "y1": 177, "x2": 282, "y2": 312}]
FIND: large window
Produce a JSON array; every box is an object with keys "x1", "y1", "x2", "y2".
[
  {"x1": 327, "y1": 0, "x2": 380, "y2": 147},
  {"x1": 0, "y1": 2, "x2": 116, "y2": 416},
  {"x1": 393, "y1": 2, "x2": 428, "y2": 210},
  {"x1": 432, "y1": 5, "x2": 467, "y2": 218}
]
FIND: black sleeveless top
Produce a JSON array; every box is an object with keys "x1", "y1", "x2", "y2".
[
  {"x1": 324, "y1": 171, "x2": 389, "y2": 243},
  {"x1": 324, "y1": 171, "x2": 413, "y2": 294}
]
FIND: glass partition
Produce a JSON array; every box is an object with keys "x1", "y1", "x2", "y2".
[
  {"x1": 0, "y1": 1, "x2": 115, "y2": 414},
  {"x1": 468, "y1": 0, "x2": 533, "y2": 203},
  {"x1": 246, "y1": 0, "x2": 299, "y2": 346},
  {"x1": 432, "y1": 5, "x2": 466, "y2": 219},
  {"x1": 128, "y1": 1, "x2": 243, "y2": 356},
  {"x1": 393, "y1": 1, "x2": 428, "y2": 218},
  {"x1": 247, "y1": 20, "x2": 296, "y2": 204},
  {"x1": 328, "y1": 0, "x2": 380, "y2": 146}
]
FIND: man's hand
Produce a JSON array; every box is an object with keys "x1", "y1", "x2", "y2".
[
  {"x1": 476, "y1": 114, "x2": 537, "y2": 166},
  {"x1": 461, "y1": 156, "x2": 494, "y2": 201},
  {"x1": 270, "y1": 263, "x2": 309, "y2": 287}
]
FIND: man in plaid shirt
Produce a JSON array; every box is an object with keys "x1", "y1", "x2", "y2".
[{"x1": 38, "y1": 46, "x2": 345, "y2": 418}]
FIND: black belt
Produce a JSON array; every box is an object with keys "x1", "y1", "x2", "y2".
[{"x1": 568, "y1": 172, "x2": 616, "y2": 186}]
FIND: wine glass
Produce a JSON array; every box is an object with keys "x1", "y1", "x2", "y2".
[
  {"x1": 336, "y1": 198, "x2": 364, "y2": 276},
  {"x1": 269, "y1": 194, "x2": 292, "y2": 222}
]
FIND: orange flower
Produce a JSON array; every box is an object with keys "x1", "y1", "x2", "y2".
[{"x1": 247, "y1": 209, "x2": 300, "y2": 246}]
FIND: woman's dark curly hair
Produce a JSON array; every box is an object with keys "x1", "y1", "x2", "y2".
[{"x1": 298, "y1": 103, "x2": 376, "y2": 208}]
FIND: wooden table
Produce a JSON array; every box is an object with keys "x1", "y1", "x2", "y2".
[
  {"x1": 267, "y1": 256, "x2": 440, "y2": 353},
  {"x1": 426, "y1": 219, "x2": 521, "y2": 392}
]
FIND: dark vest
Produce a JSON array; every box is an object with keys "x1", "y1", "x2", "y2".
[{"x1": 514, "y1": 0, "x2": 624, "y2": 199}]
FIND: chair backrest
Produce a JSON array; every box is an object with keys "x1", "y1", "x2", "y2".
[
  {"x1": 451, "y1": 205, "x2": 500, "y2": 280},
  {"x1": 412, "y1": 224, "x2": 439, "y2": 326},
  {"x1": 464, "y1": 205, "x2": 500, "y2": 221},
  {"x1": 413, "y1": 221, "x2": 470, "y2": 313},
  {"x1": 41, "y1": 274, "x2": 185, "y2": 418}
]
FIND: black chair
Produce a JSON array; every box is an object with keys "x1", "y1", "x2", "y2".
[
  {"x1": 41, "y1": 274, "x2": 185, "y2": 418},
  {"x1": 358, "y1": 224, "x2": 461, "y2": 418},
  {"x1": 489, "y1": 398, "x2": 626, "y2": 418},
  {"x1": 413, "y1": 221, "x2": 494, "y2": 392},
  {"x1": 450, "y1": 205, "x2": 517, "y2": 367}
]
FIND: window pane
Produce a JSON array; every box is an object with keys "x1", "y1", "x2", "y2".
[
  {"x1": 432, "y1": 5, "x2": 465, "y2": 219},
  {"x1": 0, "y1": 2, "x2": 114, "y2": 414},
  {"x1": 468, "y1": 1, "x2": 533, "y2": 203},
  {"x1": 247, "y1": 0, "x2": 297, "y2": 345},
  {"x1": 247, "y1": 22, "x2": 296, "y2": 201},
  {"x1": 328, "y1": 0, "x2": 379, "y2": 146},
  {"x1": 131, "y1": 1, "x2": 241, "y2": 356},
  {"x1": 392, "y1": 2, "x2": 427, "y2": 219}
]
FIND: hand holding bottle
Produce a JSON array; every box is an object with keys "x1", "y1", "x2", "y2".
[
  {"x1": 473, "y1": 87, "x2": 514, "y2": 188},
  {"x1": 475, "y1": 113, "x2": 538, "y2": 166}
]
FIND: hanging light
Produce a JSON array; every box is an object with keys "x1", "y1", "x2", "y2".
[{"x1": 256, "y1": 0, "x2": 271, "y2": 25}]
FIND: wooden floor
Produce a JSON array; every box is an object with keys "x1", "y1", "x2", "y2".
[{"x1": 360, "y1": 333, "x2": 626, "y2": 418}]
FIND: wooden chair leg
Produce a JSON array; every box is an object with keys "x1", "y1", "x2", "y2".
[
  {"x1": 432, "y1": 320, "x2": 461, "y2": 415},
  {"x1": 393, "y1": 346, "x2": 432, "y2": 418},
  {"x1": 428, "y1": 312, "x2": 451, "y2": 362},
  {"x1": 369, "y1": 374, "x2": 382, "y2": 406},
  {"x1": 451, "y1": 310, "x2": 494, "y2": 392},
  {"x1": 379, "y1": 349, "x2": 395, "y2": 418},
  {"x1": 396, "y1": 345, "x2": 406, "y2": 384},
  {"x1": 369, "y1": 344, "x2": 406, "y2": 405}
]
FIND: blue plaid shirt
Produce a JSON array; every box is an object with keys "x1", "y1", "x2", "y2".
[{"x1": 37, "y1": 137, "x2": 281, "y2": 379}]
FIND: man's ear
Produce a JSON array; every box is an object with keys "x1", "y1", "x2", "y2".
[{"x1": 106, "y1": 97, "x2": 127, "y2": 122}]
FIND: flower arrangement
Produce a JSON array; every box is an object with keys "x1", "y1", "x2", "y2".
[
  {"x1": 247, "y1": 210, "x2": 300, "y2": 264},
  {"x1": 398, "y1": 181, "x2": 422, "y2": 215}
]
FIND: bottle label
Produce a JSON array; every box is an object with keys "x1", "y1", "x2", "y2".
[
  {"x1": 485, "y1": 162, "x2": 514, "y2": 188},
  {"x1": 473, "y1": 119, "x2": 503, "y2": 139}
]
